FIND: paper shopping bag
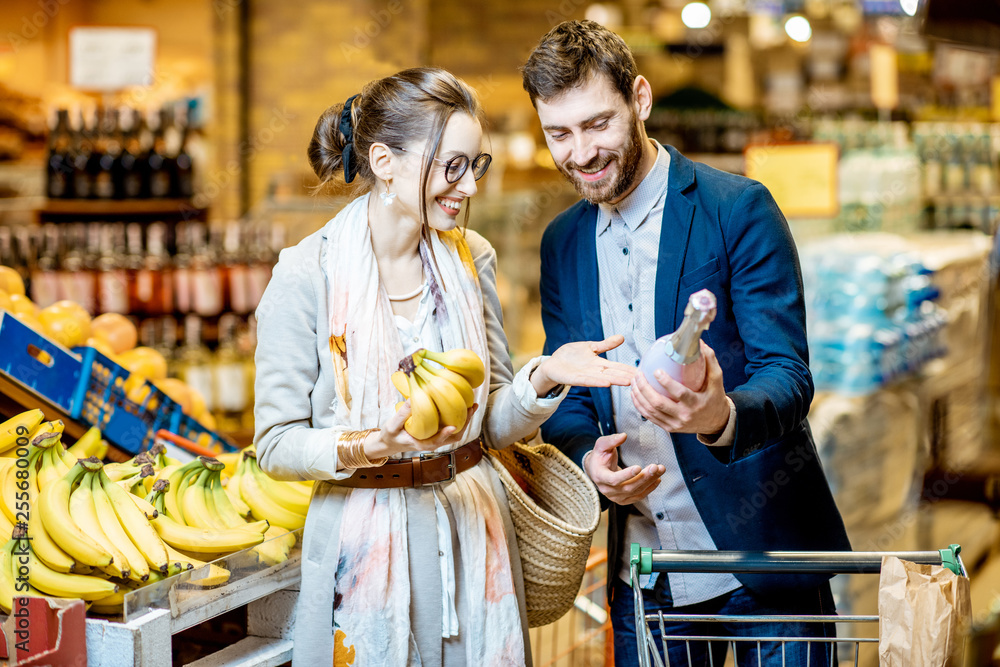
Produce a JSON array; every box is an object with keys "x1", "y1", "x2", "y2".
[{"x1": 878, "y1": 555, "x2": 971, "y2": 666}]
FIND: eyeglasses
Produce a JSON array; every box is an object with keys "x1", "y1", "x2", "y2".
[{"x1": 390, "y1": 146, "x2": 492, "y2": 183}]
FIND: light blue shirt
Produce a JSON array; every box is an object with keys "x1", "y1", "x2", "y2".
[{"x1": 596, "y1": 141, "x2": 741, "y2": 607}]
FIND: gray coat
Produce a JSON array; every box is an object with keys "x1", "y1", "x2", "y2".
[{"x1": 254, "y1": 223, "x2": 563, "y2": 665}]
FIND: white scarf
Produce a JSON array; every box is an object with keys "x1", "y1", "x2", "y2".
[{"x1": 322, "y1": 194, "x2": 524, "y2": 665}]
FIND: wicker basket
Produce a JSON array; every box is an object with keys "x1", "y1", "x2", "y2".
[{"x1": 485, "y1": 441, "x2": 601, "y2": 628}]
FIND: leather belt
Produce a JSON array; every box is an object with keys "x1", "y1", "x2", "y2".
[{"x1": 332, "y1": 437, "x2": 484, "y2": 489}]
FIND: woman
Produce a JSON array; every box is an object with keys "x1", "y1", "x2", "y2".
[{"x1": 254, "y1": 67, "x2": 635, "y2": 666}]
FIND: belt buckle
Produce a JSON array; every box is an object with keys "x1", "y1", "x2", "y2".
[{"x1": 419, "y1": 450, "x2": 457, "y2": 484}]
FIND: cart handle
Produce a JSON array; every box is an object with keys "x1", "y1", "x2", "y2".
[
  {"x1": 155, "y1": 429, "x2": 219, "y2": 458},
  {"x1": 630, "y1": 544, "x2": 965, "y2": 577}
]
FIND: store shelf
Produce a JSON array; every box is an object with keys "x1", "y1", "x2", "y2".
[{"x1": 37, "y1": 197, "x2": 208, "y2": 222}]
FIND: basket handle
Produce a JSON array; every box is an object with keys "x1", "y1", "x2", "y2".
[{"x1": 155, "y1": 429, "x2": 218, "y2": 458}]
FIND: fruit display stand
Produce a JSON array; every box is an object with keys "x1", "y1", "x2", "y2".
[
  {"x1": 84, "y1": 529, "x2": 303, "y2": 667},
  {"x1": 0, "y1": 312, "x2": 235, "y2": 458}
]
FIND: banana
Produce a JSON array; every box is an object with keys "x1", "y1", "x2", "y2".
[
  {"x1": 391, "y1": 370, "x2": 410, "y2": 398},
  {"x1": 162, "y1": 544, "x2": 230, "y2": 586},
  {"x1": 0, "y1": 509, "x2": 13, "y2": 544},
  {"x1": 160, "y1": 542, "x2": 195, "y2": 577},
  {"x1": 247, "y1": 459, "x2": 311, "y2": 516},
  {"x1": 0, "y1": 463, "x2": 18, "y2": 525},
  {"x1": 68, "y1": 473, "x2": 129, "y2": 579},
  {"x1": 0, "y1": 409, "x2": 44, "y2": 455},
  {"x1": 420, "y1": 360, "x2": 476, "y2": 408},
  {"x1": 37, "y1": 443, "x2": 72, "y2": 491},
  {"x1": 414, "y1": 365, "x2": 468, "y2": 430},
  {"x1": 90, "y1": 473, "x2": 150, "y2": 583},
  {"x1": 240, "y1": 455, "x2": 306, "y2": 530},
  {"x1": 215, "y1": 452, "x2": 241, "y2": 478},
  {"x1": 254, "y1": 525, "x2": 297, "y2": 566},
  {"x1": 404, "y1": 372, "x2": 439, "y2": 440},
  {"x1": 210, "y1": 471, "x2": 251, "y2": 528},
  {"x1": 126, "y1": 492, "x2": 159, "y2": 521},
  {"x1": 21, "y1": 447, "x2": 75, "y2": 575},
  {"x1": 151, "y1": 512, "x2": 267, "y2": 553},
  {"x1": 98, "y1": 470, "x2": 170, "y2": 574},
  {"x1": 38, "y1": 461, "x2": 114, "y2": 568},
  {"x1": 0, "y1": 537, "x2": 15, "y2": 613},
  {"x1": 164, "y1": 460, "x2": 205, "y2": 523},
  {"x1": 182, "y1": 470, "x2": 224, "y2": 531},
  {"x1": 89, "y1": 583, "x2": 135, "y2": 615},
  {"x1": 66, "y1": 426, "x2": 102, "y2": 460},
  {"x1": 223, "y1": 466, "x2": 252, "y2": 520},
  {"x1": 26, "y1": 546, "x2": 119, "y2": 601},
  {"x1": 419, "y1": 348, "x2": 486, "y2": 388}
]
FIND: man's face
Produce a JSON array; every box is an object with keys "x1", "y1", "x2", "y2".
[{"x1": 535, "y1": 74, "x2": 645, "y2": 204}]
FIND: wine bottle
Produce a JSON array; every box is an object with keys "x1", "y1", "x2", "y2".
[
  {"x1": 639, "y1": 289, "x2": 717, "y2": 394},
  {"x1": 46, "y1": 109, "x2": 74, "y2": 199}
]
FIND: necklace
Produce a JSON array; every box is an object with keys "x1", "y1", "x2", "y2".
[{"x1": 387, "y1": 283, "x2": 425, "y2": 301}]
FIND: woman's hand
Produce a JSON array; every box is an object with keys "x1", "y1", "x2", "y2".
[
  {"x1": 531, "y1": 335, "x2": 636, "y2": 396},
  {"x1": 365, "y1": 401, "x2": 478, "y2": 459}
]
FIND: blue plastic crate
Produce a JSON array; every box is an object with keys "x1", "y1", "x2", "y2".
[
  {"x1": 0, "y1": 312, "x2": 83, "y2": 413},
  {"x1": 69, "y1": 347, "x2": 238, "y2": 456}
]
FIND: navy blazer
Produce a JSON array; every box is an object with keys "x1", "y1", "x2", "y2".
[{"x1": 539, "y1": 146, "x2": 850, "y2": 596}]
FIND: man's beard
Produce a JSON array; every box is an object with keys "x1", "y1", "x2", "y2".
[{"x1": 557, "y1": 113, "x2": 644, "y2": 205}]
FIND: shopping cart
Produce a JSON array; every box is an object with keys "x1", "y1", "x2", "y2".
[{"x1": 629, "y1": 542, "x2": 966, "y2": 667}]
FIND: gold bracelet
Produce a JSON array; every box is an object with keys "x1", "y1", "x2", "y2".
[{"x1": 337, "y1": 428, "x2": 388, "y2": 469}]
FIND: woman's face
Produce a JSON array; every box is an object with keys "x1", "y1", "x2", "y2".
[{"x1": 391, "y1": 111, "x2": 484, "y2": 233}]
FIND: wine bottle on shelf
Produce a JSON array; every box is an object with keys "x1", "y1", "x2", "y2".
[
  {"x1": 145, "y1": 109, "x2": 173, "y2": 199},
  {"x1": 58, "y1": 224, "x2": 95, "y2": 314},
  {"x1": 176, "y1": 314, "x2": 215, "y2": 416},
  {"x1": 88, "y1": 108, "x2": 115, "y2": 200},
  {"x1": 114, "y1": 108, "x2": 146, "y2": 200},
  {"x1": 30, "y1": 225, "x2": 61, "y2": 309},
  {"x1": 212, "y1": 313, "x2": 249, "y2": 432},
  {"x1": 639, "y1": 289, "x2": 717, "y2": 393},
  {"x1": 46, "y1": 109, "x2": 75, "y2": 199},
  {"x1": 96, "y1": 224, "x2": 129, "y2": 314},
  {"x1": 124, "y1": 223, "x2": 147, "y2": 315},
  {"x1": 72, "y1": 109, "x2": 94, "y2": 200},
  {"x1": 221, "y1": 222, "x2": 250, "y2": 314},
  {"x1": 140, "y1": 222, "x2": 174, "y2": 317},
  {"x1": 172, "y1": 222, "x2": 193, "y2": 315},
  {"x1": 172, "y1": 117, "x2": 194, "y2": 198},
  {"x1": 189, "y1": 223, "x2": 223, "y2": 318}
]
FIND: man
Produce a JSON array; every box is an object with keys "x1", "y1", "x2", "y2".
[{"x1": 522, "y1": 20, "x2": 851, "y2": 667}]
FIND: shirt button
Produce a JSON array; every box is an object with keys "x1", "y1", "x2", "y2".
[
  {"x1": 655, "y1": 512, "x2": 664, "y2": 521},
  {"x1": 413, "y1": 336, "x2": 419, "y2": 342},
  {"x1": 641, "y1": 416, "x2": 648, "y2": 422},
  {"x1": 622, "y1": 247, "x2": 629, "y2": 256},
  {"x1": 634, "y1": 359, "x2": 640, "y2": 366},
  {"x1": 627, "y1": 303, "x2": 633, "y2": 311}
]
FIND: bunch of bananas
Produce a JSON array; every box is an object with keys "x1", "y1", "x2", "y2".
[
  {"x1": 391, "y1": 348, "x2": 486, "y2": 439},
  {"x1": 0, "y1": 408, "x2": 312, "y2": 615}
]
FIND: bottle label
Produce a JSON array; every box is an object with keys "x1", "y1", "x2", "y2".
[
  {"x1": 124, "y1": 173, "x2": 142, "y2": 198},
  {"x1": 228, "y1": 266, "x2": 250, "y2": 313},
  {"x1": 192, "y1": 269, "x2": 222, "y2": 317},
  {"x1": 151, "y1": 172, "x2": 170, "y2": 198},
  {"x1": 58, "y1": 271, "x2": 96, "y2": 314},
  {"x1": 214, "y1": 363, "x2": 247, "y2": 412},
  {"x1": 137, "y1": 270, "x2": 154, "y2": 305},
  {"x1": 247, "y1": 265, "x2": 272, "y2": 309},
  {"x1": 183, "y1": 366, "x2": 215, "y2": 412},
  {"x1": 31, "y1": 272, "x2": 59, "y2": 309},
  {"x1": 99, "y1": 270, "x2": 129, "y2": 313},
  {"x1": 48, "y1": 174, "x2": 67, "y2": 198},
  {"x1": 95, "y1": 172, "x2": 113, "y2": 199},
  {"x1": 74, "y1": 174, "x2": 91, "y2": 198},
  {"x1": 174, "y1": 268, "x2": 191, "y2": 313}
]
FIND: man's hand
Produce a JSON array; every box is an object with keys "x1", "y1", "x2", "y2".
[
  {"x1": 585, "y1": 433, "x2": 665, "y2": 505},
  {"x1": 631, "y1": 341, "x2": 730, "y2": 435}
]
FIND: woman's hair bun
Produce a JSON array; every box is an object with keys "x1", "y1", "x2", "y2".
[{"x1": 307, "y1": 102, "x2": 350, "y2": 186}]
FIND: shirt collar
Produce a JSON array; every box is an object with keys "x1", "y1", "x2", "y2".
[{"x1": 597, "y1": 140, "x2": 671, "y2": 236}]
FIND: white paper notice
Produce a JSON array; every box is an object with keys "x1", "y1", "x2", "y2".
[{"x1": 69, "y1": 27, "x2": 156, "y2": 91}]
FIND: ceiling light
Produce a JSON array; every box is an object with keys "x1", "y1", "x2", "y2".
[
  {"x1": 900, "y1": 0, "x2": 919, "y2": 17},
  {"x1": 681, "y1": 2, "x2": 712, "y2": 30},
  {"x1": 785, "y1": 15, "x2": 812, "y2": 43}
]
